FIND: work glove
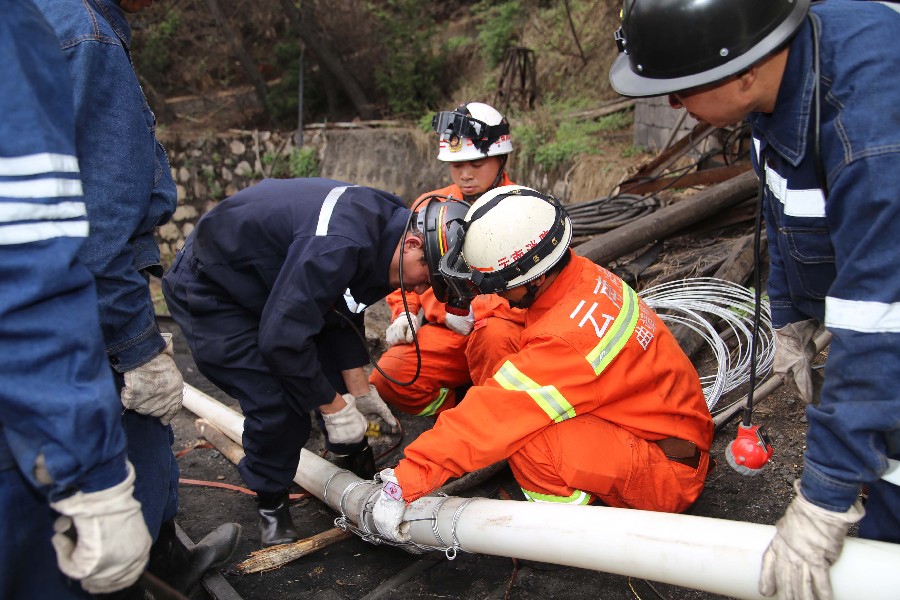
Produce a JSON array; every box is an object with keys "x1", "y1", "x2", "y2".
[
  {"x1": 444, "y1": 306, "x2": 475, "y2": 337},
  {"x1": 121, "y1": 333, "x2": 184, "y2": 425},
  {"x1": 345, "y1": 384, "x2": 400, "y2": 434},
  {"x1": 321, "y1": 397, "x2": 367, "y2": 445},
  {"x1": 49, "y1": 462, "x2": 152, "y2": 594},
  {"x1": 759, "y1": 480, "x2": 864, "y2": 600},
  {"x1": 773, "y1": 319, "x2": 823, "y2": 404},
  {"x1": 371, "y1": 468, "x2": 411, "y2": 543},
  {"x1": 385, "y1": 309, "x2": 423, "y2": 347}
]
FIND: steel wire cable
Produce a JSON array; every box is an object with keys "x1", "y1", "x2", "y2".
[{"x1": 640, "y1": 277, "x2": 774, "y2": 412}]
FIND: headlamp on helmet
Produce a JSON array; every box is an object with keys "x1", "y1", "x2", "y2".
[{"x1": 432, "y1": 105, "x2": 511, "y2": 157}]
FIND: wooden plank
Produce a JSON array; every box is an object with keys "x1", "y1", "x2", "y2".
[{"x1": 574, "y1": 170, "x2": 759, "y2": 266}]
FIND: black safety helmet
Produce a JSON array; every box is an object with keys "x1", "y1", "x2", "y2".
[
  {"x1": 414, "y1": 196, "x2": 471, "y2": 307},
  {"x1": 609, "y1": 0, "x2": 811, "y2": 97}
]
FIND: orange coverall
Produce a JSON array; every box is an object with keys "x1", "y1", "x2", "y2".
[
  {"x1": 395, "y1": 254, "x2": 713, "y2": 513},
  {"x1": 370, "y1": 176, "x2": 524, "y2": 416}
]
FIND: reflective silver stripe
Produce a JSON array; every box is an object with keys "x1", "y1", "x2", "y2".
[
  {"x1": 825, "y1": 297, "x2": 900, "y2": 333},
  {"x1": 765, "y1": 163, "x2": 826, "y2": 218},
  {"x1": 0, "y1": 201, "x2": 87, "y2": 223},
  {"x1": 0, "y1": 152, "x2": 79, "y2": 176},
  {"x1": 494, "y1": 360, "x2": 575, "y2": 423},
  {"x1": 343, "y1": 288, "x2": 367, "y2": 313},
  {"x1": 0, "y1": 177, "x2": 83, "y2": 199},
  {"x1": 752, "y1": 136, "x2": 826, "y2": 218},
  {"x1": 315, "y1": 185, "x2": 352, "y2": 236},
  {"x1": 0, "y1": 220, "x2": 89, "y2": 245}
]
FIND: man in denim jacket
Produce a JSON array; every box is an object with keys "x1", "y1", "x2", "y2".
[
  {"x1": 1, "y1": 2, "x2": 151, "y2": 596},
  {"x1": 32, "y1": 0, "x2": 239, "y2": 594},
  {"x1": 610, "y1": 0, "x2": 900, "y2": 598}
]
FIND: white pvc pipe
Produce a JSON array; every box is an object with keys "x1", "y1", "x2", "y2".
[{"x1": 182, "y1": 383, "x2": 900, "y2": 600}]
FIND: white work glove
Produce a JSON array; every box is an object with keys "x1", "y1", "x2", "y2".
[
  {"x1": 49, "y1": 462, "x2": 152, "y2": 594},
  {"x1": 385, "y1": 309, "x2": 423, "y2": 347},
  {"x1": 773, "y1": 319, "x2": 823, "y2": 404},
  {"x1": 321, "y1": 397, "x2": 367, "y2": 445},
  {"x1": 121, "y1": 333, "x2": 184, "y2": 425},
  {"x1": 372, "y1": 468, "x2": 411, "y2": 543},
  {"x1": 444, "y1": 306, "x2": 475, "y2": 337},
  {"x1": 759, "y1": 480, "x2": 864, "y2": 600},
  {"x1": 346, "y1": 384, "x2": 400, "y2": 434}
]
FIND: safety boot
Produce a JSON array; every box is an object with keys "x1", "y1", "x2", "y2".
[
  {"x1": 257, "y1": 491, "x2": 301, "y2": 547},
  {"x1": 147, "y1": 519, "x2": 242, "y2": 594},
  {"x1": 330, "y1": 444, "x2": 375, "y2": 479}
]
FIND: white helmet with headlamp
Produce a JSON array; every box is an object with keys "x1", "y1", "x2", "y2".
[
  {"x1": 439, "y1": 185, "x2": 572, "y2": 298},
  {"x1": 432, "y1": 102, "x2": 514, "y2": 162}
]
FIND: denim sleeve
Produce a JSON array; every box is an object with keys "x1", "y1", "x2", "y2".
[
  {"x1": 63, "y1": 39, "x2": 176, "y2": 373},
  {"x1": 0, "y1": 2, "x2": 127, "y2": 500},
  {"x1": 801, "y1": 153, "x2": 900, "y2": 511}
]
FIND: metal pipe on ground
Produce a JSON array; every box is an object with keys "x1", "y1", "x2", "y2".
[{"x1": 182, "y1": 383, "x2": 900, "y2": 600}]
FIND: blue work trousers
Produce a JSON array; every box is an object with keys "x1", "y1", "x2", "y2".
[{"x1": 122, "y1": 410, "x2": 179, "y2": 541}]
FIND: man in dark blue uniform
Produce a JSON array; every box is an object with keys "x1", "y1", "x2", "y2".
[
  {"x1": 610, "y1": 1, "x2": 900, "y2": 599},
  {"x1": 163, "y1": 178, "x2": 461, "y2": 547}
]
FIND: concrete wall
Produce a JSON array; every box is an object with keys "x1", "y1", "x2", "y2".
[{"x1": 633, "y1": 97, "x2": 698, "y2": 152}]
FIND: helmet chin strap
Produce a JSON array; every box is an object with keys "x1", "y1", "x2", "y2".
[
  {"x1": 461, "y1": 157, "x2": 507, "y2": 203},
  {"x1": 509, "y1": 279, "x2": 542, "y2": 309}
]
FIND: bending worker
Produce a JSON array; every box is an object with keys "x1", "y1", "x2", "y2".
[
  {"x1": 371, "y1": 102, "x2": 525, "y2": 416},
  {"x1": 162, "y1": 178, "x2": 464, "y2": 548},
  {"x1": 370, "y1": 186, "x2": 713, "y2": 542},
  {"x1": 609, "y1": 0, "x2": 900, "y2": 598}
]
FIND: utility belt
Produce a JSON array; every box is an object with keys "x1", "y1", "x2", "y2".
[{"x1": 653, "y1": 437, "x2": 703, "y2": 470}]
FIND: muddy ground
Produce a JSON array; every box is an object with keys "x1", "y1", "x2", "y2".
[{"x1": 157, "y1": 279, "x2": 815, "y2": 600}]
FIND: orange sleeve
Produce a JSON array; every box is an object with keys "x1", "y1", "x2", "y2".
[{"x1": 386, "y1": 288, "x2": 421, "y2": 320}]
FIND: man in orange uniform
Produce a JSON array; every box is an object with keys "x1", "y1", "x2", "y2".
[
  {"x1": 370, "y1": 102, "x2": 524, "y2": 415},
  {"x1": 370, "y1": 186, "x2": 713, "y2": 542}
]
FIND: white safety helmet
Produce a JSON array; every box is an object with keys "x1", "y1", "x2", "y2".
[
  {"x1": 439, "y1": 185, "x2": 572, "y2": 294},
  {"x1": 432, "y1": 102, "x2": 514, "y2": 162}
]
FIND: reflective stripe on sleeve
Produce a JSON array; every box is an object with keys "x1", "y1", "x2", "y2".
[
  {"x1": 0, "y1": 152, "x2": 79, "y2": 176},
  {"x1": 315, "y1": 185, "x2": 352, "y2": 236},
  {"x1": 586, "y1": 281, "x2": 639, "y2": 375},
  {"x1": 521, "y1": 487, "x2": 591, "y2": 504},
  {"x1": 826, "y1": 297, "x2": 900, "y2": 333},
  {"x1": 0, "y1": 201, "x2": 86, "y2": 223},
  {"x1": 0, "y1": 220, "x2": 89, "y2": 245},
  {"x1": 494, "y1": 360, "x2": 575, "y2": 423},
  {"x1": 0, "y1": 177, "x2": 83, "y2": 199}
]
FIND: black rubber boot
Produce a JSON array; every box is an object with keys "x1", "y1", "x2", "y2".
[
  {"x1": 147, "y1": 519, "x2": 242, "y2": 594},
  {"x1": 257, "y1": 491, "x2": 301, "y2": 548},
  {"x1": 330, "y1": 444, "x2": 375, "y2": 479}
]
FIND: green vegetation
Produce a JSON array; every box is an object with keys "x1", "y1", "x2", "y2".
[
  {"x1": 368, "y1": 0, "x2": 446, "y2": 116},
  {"x1": 140, "y1": 10, "x2": 182, "y2": 80},
  {"x1": 475, "y1": 0, "x2": 526, "y2": 68},
  {"x1": 511, "y1": 99, "x2": 633, "y2": 172},
  {"x1": 287, "y1": 147, "x2": 320, "y2": 178},
  {"x1": 261, "y1": 147, "x2": 320, "y2": 179}
]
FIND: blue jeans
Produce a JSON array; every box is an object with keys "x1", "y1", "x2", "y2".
[
  {"x1": 123, "y1": 411, "x2": 179, "y2": 540},
  {"x1": 0, "y1": 467, "x2": 92, "y2": 600}
]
